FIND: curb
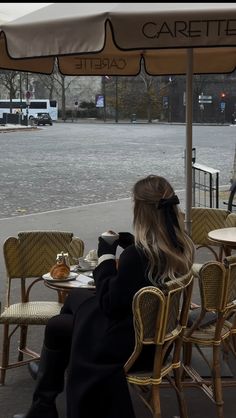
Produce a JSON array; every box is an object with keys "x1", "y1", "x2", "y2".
[{"x1": 0, "y1": 126, "x2": 38, "y2": 133}]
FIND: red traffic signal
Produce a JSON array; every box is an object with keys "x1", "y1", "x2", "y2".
[{"x1": 220, "y1": 92, "x2": 226, "y2": 99}]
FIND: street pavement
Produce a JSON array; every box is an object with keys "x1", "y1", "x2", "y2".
[
  {"x1": 0, "y1": 122, "x2": 235, "y2": 218},
  {"x1": 0, "y1": 122, "x2": 236, "y2": 417}
]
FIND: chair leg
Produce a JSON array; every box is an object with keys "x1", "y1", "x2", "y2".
[
  {"x1": 218, "y1": 246, "x2": 223, "y2": 262},
  {"x1": 18, "y1": 325, "x2": 28, "y2": 361},
  {"x1": 232, "y1": 333, "x2": 236, "y2": 353},
  {"x1": 182, "y1": 342, "x2": 192, "y2": 380},
  {"x1": 151, "y1": 385, "x2": 161, "y2": 418},
  {"x1": 212, "y1": 345, "x2": 224, "y2": 418},
  {"x1": 229, "y1": 314, "x2": 236, "y2": 353},
  {"x1": 173, "y1": 367, "x2": 188, "y2": 418},
  {"x1": 0, "y1": 324, "x2": 10, "y2": 385},
  {"x1": 173, "y1": 339, "x2": 188, "y2": 418},
  {"x1": 183, "y1": 342, "x2": 192, "y2": 366}
]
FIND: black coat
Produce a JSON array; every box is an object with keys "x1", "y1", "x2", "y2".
[{"x1": 66, "y1": 245, "x2": 151, "y2": 418}]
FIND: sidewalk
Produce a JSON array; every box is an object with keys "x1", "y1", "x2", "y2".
[
  {"x1": 0, "y1": 196, "x2": 235, "y2": 418},
  {"x1": 0, "y1": 123, "x2": 37, "y2": 133}
]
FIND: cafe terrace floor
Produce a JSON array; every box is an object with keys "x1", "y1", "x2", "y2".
[{"x1": 0, "y1": 196, "x2": 236, "y2": 418}]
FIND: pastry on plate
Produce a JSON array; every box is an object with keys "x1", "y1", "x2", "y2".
[{"x1": 50, "y1": 263, "x2": 70, "y2": 280}]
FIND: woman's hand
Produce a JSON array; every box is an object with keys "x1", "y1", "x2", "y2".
[
  {"x1": 97, "y1": 236, "x2": 119, "y2": 257},
  {"x1": 118, "y1": 232, "x2": 135, "y2": 249}
]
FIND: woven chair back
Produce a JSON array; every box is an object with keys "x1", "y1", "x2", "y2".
[
  {"x1": 131, "y1": 270, "x2": 193, "y2": 347},
  {"x1": 225, "y1": 262, "x2": 236, "y2": 306},
  {"x1": 199, "y1": 261, "x2": 236, "y2": 313},
  {"x1": 3, "y1": 231, "x2": 84, "y2": 305},
  {"x1": 4, "y1": 231, "x2": 80, "y2": 278},
  {"x1": 191, "y1": 207, "x2": 230, "y2": 246},
  {"x1": 225, "y1": 212, "x2": 236, "y2": 227},
  {"x1": 199, "y1": 261, "x2": 227, "y2": 311}
]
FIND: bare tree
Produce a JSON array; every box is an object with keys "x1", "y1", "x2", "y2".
[
  {"x1": 137, "y1": 70, "x2": 160, "y2": 122},
  {"x1": 34, "y1": 73, "x2": 56, "y2": 99},
  {"x1": 52, "y1": 74, "x2": 72, "y2": 120},
  {"x1": 0, "y1": 70, "x2": 19, "y2": 112},
  {"x1": 113, "y1": 75, "x2": 161, "y2": 121}
]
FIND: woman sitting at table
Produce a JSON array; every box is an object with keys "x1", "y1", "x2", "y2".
[{"x1": 13, "y1": 174, "x2": 194, "y2": 418}]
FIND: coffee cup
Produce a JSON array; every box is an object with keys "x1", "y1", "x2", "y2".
[{"x1": 101, "y1": 230, "x2": 119, "y2": 245}]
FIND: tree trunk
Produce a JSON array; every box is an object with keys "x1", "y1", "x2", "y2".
[
  {"x1": 61, "y1": 77, "x2": 66, "y2": 121},
  {"x1": 9, "y1": 84, "x2": 14, "y2": 113},
  {"x1": 147, "y1": 88, "x2": 152, "y2": 123}
]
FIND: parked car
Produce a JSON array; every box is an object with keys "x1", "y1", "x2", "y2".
[{"x1": 35, "y1": 112, "x2": 53, "y2": 126}]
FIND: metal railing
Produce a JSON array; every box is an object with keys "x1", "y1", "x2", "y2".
[{"x1": 192, "y1": 162, "x2": 220, "y2": 208}]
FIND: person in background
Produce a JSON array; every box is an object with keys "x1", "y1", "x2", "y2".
[
  {"x1": 231, "y1": 112, "x2": 236, "y2": 124},
  {"x1": 13, "y1": 174, "x2": 194, "y2": 418}
]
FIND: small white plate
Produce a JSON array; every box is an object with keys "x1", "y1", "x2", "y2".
[{"x1": 43, "y1": 272, "x2": 78, "y2": 282}]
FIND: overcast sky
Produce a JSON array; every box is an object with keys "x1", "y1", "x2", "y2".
[{"x1": 0, "y1": 3, "x2": 52, "y2": 22}]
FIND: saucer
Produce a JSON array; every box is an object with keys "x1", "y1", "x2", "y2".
[
  {"x1": 79, "y1": 257, "x2": 97, "y2": 270},
  {"x1": 43, "y1": 272, "x2": 78, "y2": 282}
]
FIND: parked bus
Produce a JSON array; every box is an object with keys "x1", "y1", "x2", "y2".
[{"x1": 0, "y1": 99, "x2": 58, "y2": 120}]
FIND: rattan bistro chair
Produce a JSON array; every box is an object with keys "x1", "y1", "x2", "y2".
[
  {"x1": 182, "y1": 261, "x2": 236, "y2": 418},
  {"x1": 124, "y1": 270, "x2": 193, "y2": 418},
  {"x1": 0, "y1": 230, "x2": 84, "y2": 385},
  {"x1": 191, "y1": 207, "x2": 230, "y2": 259},
  {"x1": 223, "y1": 254, "x2": 236, "y2": 353},
  {"x1": 190, "y1": 207, "x2": 231, "y2": 277}
]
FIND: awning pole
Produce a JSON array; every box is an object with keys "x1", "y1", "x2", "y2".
[{"x1": 185, "y1": 49, "x2": 193, "y2": 236}]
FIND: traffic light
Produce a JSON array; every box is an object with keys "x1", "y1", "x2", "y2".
[{"x1": 220, "y1": 92, "x2": 226, "y2": 99}]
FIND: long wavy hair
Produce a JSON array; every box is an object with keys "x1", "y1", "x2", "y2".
[{"x1": 133, "y1": 175, "x2": 194, "y2": 285}]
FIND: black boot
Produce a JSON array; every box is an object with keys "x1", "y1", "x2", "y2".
[{"x1": 13, "y1": 344, "x2": 69, "y2": 418}]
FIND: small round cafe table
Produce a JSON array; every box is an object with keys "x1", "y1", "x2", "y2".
[
  {"x1": 208, "y1": 227, "x2": 236, "y2": 258},
  {"x1": 43, "y1": 270, "x2": 95, "y2": 303}
]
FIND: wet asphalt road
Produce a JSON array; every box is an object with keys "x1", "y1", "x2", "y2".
[{"x1": 0, "y1": 122, "x2": 235, "y2": 219}]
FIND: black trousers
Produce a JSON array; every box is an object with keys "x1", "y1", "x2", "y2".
[{"x1": 44, "y1": 288, "x2": 96, "y2": 350}]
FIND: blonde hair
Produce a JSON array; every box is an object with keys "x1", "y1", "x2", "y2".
[{"x1": 133, "y1": 175, "x2": 194, "y2": 285}]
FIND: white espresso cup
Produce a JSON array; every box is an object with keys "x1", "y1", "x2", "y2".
[{"x1": 101, "y1": 230, "x2": 119, "y2": 245}]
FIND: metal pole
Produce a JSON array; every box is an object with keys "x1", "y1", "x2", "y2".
[
  {"x1": 209, "y1": 173, "x2": 213, "y2": 208},
  {"x1": 26, "y1": 72, "x2": 29, "y2": 126},
  {"x1": 192, "y1": 166, "x2": 195, "y2": 207},
  {"x1": 185, "y1": 49, "x2": 193, "y2": 235},
  {"x1": 102, "y1": 77, "x2": 106, "y2": 122},
  {"x1": 19, "y1": 73, "x2": 22, "y2": 102},
  {"x1": 216, "y1": 173, "x2": 219, "y2": 208},
  {"x1": 19, "y1": 72, "x2": 22, "y2": 124},
  {"x1": 115, "y1": 76, "x2": 118, "y2": 123}
]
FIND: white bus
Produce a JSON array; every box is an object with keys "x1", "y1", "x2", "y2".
[{"x1": 0, "y1": 99, "x2": 58, "y2": 120}]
